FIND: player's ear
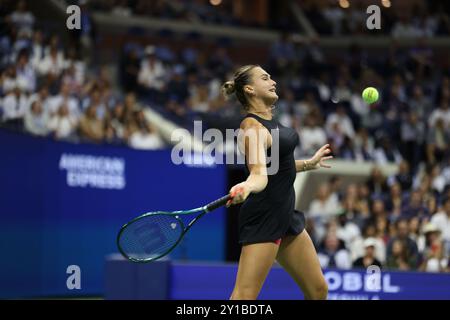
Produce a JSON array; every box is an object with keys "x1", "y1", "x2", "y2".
[{"x1": 244, "y1": 85, "x2": 254, "y2": 96}]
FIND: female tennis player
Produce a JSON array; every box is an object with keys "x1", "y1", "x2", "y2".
[{"x1": 223, "y1": 65, "x2": 332, "y2": 300}]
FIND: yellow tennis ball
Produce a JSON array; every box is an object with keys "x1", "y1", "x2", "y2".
[{"x1": 362, "y1": 87, "x2": 379, "y2": 104}]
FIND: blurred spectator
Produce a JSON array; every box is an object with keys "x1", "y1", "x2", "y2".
[
  {"x1": 78, "y1": 104, "x2": 104, "y2": 143},
  {"x1": 9, "y1": 0, "x2": 35, "y2": 38},
  {"x1": 128, "y1": 110, "x2": 165, "y2": 150},
  {"x1": 430, "y1": 196, "x2": 450, "y2": 256},
  {"x1": 386, "y1": 239, "x2": 413, "y2": 271},
  {"x1": 138, "y1": 45, "x2": 166, "y2": 103},
  {"x1": 325, "y1": 104, "x2": 355, "y2": 140},
  {"x1": 389, "y1": 160, "x2": 413, "y2": 191},
  {"x1": 373, "y1": 136, "x2": 403, "y2": 165},
  {"x1": 24, "y1": 100, "x2": 48, "y2": 136},
  {"x1": 386, "y1": 219, "x2": 419, "y2": 270},
  {"x1": 401, "y1": 190, "x2": 429, "y2": 220},
  {"x1": 317, "y1": 232, "x2": 352, "y2": 270},
  {"x1": 353, "y1": 238, "x2": 383, "y2": 269},
  {"x1": 385, "y1": 182, "x2": 403, "y2": 218},
  {"x1": 119, "y1": 46, "x2": 140, "y2": 92},
  {"x1": 165, "y1": 65, "x2": 189, "y2": 104},
  {"x1": 30, "y1": 29, "x2": 44, "y2": 70},
  {"x1": 15, "y1": 49, "x2": 36, "y2": 93},
  {"x1": 426, "y1": 118, "x2": 450, "y2": 165},
  {"x1": 1, "y1": 86, "x2": 27, "y2": 128},
  {"x1": 47, "y1": 103, "x2": 78, "y2": 141},
  {"x1": 297, "y1": 113, "x2": 327, "y2": 157},
  {"x1": 428, "y1": 98, "x2": 450, "y2": 128},
  {"x1": 37, "y1": 44, "x2": 65, "y2": 78},
  {"x1": 366, "y1": 167, "x2": 389, "y2": 197},
  {"x1": 400, "y1": 111, "x2": 425, "y2": 166},
  {"x1": 188, "y1": 80, "x2": 210, "y2": 113},
  {"x1": 335, "y1": 209, "x2": 361, "y2": 249},
  {"x1": 392, "y1": 15, "x2": 421, "y2": 38},
  {"x1": 419, "y1": 223, "x2": 447, "y2": 272},
  {"x1": 308, "y1": 183, "x2": 342, "y2": 220},
  {"x1": 48, "y1": 83, "x2": 80, "y2": 118}
]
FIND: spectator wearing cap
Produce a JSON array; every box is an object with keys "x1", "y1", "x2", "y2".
[
  {"x1": 353, "y1": 238, "x2": 383, "y2": 269},
  {"x1": 419, "y1": 223, "x2": 448, "y2": 272},
  {"x1": 138, "y1": 45, "x2": 166, "y2": 104},
  {"x1": 350, "y1": 221, "x2": 387, "y2": 264}
]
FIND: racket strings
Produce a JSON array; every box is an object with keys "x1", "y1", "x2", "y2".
[{"x1": 118, "y1": 214, "x2": 183, "y2": 261}]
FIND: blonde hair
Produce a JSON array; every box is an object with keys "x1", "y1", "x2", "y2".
[{"x1": 222, "y1": 64, "x2": 259, "y2": 109}]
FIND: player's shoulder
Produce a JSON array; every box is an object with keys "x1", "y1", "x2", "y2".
[{"x1": 240, "y1": 116, "x2": 263, "y2": 130}]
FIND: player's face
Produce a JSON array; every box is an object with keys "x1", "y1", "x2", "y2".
[{"x1": 247, "y1": 67, "x2": 278, "y2": 104}]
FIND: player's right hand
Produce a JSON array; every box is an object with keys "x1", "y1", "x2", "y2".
[{"x1": 227, "y1": 182, "x2": 251, "y2": 207}]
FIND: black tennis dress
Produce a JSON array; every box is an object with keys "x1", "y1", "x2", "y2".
[{"x1": 239, "y1": 113, "x2": 306, "y2": 244}]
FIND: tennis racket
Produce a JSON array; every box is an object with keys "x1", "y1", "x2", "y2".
[{"x1": 117, "y1": 194, "x2": 232, "y2": 263}]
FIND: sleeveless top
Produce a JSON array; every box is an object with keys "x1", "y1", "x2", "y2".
[{"x1": 238, "y1": 113, "x2": 301, "y2": 243}]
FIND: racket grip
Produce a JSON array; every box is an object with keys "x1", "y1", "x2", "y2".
[{"x1": 205, "y1": 194, "x2": 232, "y2": 212}]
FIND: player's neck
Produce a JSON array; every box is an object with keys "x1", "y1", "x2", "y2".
[{"x1": 247, "y1": 102, "x2": 273, "y2": 120}]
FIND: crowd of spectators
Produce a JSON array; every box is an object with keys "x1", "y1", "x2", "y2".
[
  {"x1": 300, "y1": 0, "x2": 450, "y2": 37},
  {"x1": 88, "y1": 0, "x2": 249, "y2": 28},
  {"x1": 310, "y1": 171, "x2": 450, "y2": 273},
  {"x1": 0, "y1": 0, "x2": 166, "y2": 150}
]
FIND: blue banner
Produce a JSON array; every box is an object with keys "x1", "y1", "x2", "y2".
[
  {"x1": 0, "y1": 130, "x2": 227, "y2": 298},
  {"x1": 168, "y1": 263, "x2": 450, "y2": 300}
]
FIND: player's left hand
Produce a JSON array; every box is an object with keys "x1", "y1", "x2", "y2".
[{"x1": 309, "y1": 144, "x2": 333, "y2": 169}]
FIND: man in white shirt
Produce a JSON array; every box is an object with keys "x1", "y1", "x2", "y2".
[
  {"x1": 299, "y1": 114, "x2": 327, "y2": 157},
  {"x1": 2, "y1": 86, "x2": 27, "y2": 123},
  {"x1": 325, "y1": 104, "x2": 355, "y2": 139},
  {"x1": 9, "y1": 0, "x2": 35, "y2": 37},
  {"x1": 47, "y1": 83, "x2": 80, "y2": 118},
  {"x1": 47, "y1": 104, "x2": 78, "y2": 140},
  {"x1": 24, "y1": 100, "x2": 49, "y2": 136},
  {"x1": 15, "y1": 50, "x2": 36, "y2": 93},
  {"x1": 138, "y1": 46, "x2": 166, "y2": 91},
  {"x1": 428, "y1": 100, "x2": 450, "y2": 129},
  {"x1": 431, "y1": 196, "x2": 450, "y2": 256}
]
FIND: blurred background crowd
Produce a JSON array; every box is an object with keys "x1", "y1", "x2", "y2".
[{"x1": 1, "y1": 0, "x2": 449, "y2": 272}]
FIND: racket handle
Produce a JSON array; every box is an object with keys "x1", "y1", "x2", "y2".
[{"x1": 205, "y1": 194, "x2": 232, "y2": 212}]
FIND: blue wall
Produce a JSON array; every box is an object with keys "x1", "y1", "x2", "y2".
[{"x1": 0, "y1": 130, "x2": 227, "y2": 298}]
